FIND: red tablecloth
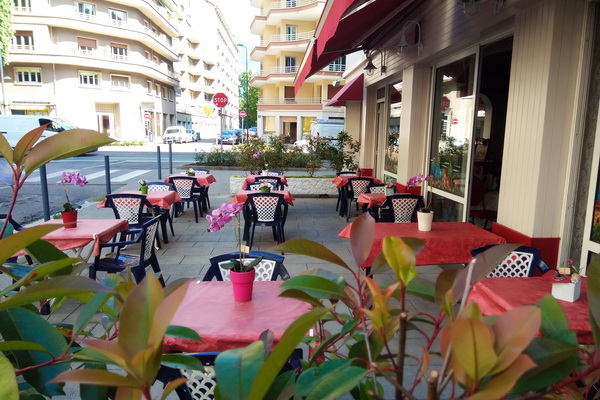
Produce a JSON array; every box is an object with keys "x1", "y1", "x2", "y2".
[
  {"x1": 242, "y1": 175, "x2": 288, "y2": 190},
  {"x1": 97, "y1": 191, "x2": 182, "y2": 210},
  {"x1": 163, "y1": 281, "x2": 311, "y2": 353},
  {"x1": 165, "y1": 174, "x2": 216, "y2": 187},
  {"x1": 468, "y1": 276, "x2": 592, "y2": 344},
  {"x1": 338, "y1": 222, "x2": 506, "y2": 267},
  {"x1": 357, "y1": 193, "x2": 387, "y2": 208},
  {"x1": 232, "y1": 190, "x2": 295, "y2": 206},
  {"x1": 15, "y1": 219, "x2": 128, "y2": 258},
  {"x1": 331, "y1": 175, "x2": 382, "y2": 188}
]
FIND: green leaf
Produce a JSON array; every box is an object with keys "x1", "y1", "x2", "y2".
[
  {"x1": 295, "y1": 359, "x2": 366, "y2": 400},
  {"x1": 25, "y1": 239, "x2": 74, "y2": 265},
  {"x1": 382, "y1": 236, "x2": 417, "y2": 285},
  {"x1": 469, "y1": 354, "x2": 536, "y2": 400},
  {"x1": 405, "y1": 276, "x2": 436, "y2": 302},
  {"x1": 73, "y1": 293, "x2": 111, "y2": 336},
  {"x1": 80, "y1": 363, "x2": 109, "y2": 400},
  {"x1": 0, "y1": 258, "x2": 82, "y2": 297},
  {"x1": 165, "y1": 325, "x2": 202, "y2": 342},
  {"x1": 13, "y1": 124, "x2": 47, "y2": 166},
  {"x1": 161, "y1": 354, "x2": 204, "y2": 371},
  {"x1": 279, "y1": 288, "x2": 325, "y2": 308},
  {"x1": 160, "y1": 377, "x2": 188, "y2": 400},
  {"x1": 586, "y1": 256, "x2": 600, "y2": 346},
  {"x1": 0, "y1": 308, "x2": 69, "y2": 397},
  {"x1": 537, "y1": 294, "x2": 572, "y2": 340},
  {"x1": 24, "y1": 129, "x2": 115, "y2": 174},
  {"x1": 247, "y1": 308, "x2": 333, "y2": 400},
  {"x1": 215, "y1": 341, "x2": 265, "y2": 400},
  {"x1": 51, "y1": 369, "x2": 139, "y2": 388},
  {"x1": 434, "y1": 269, "x2": 458, "y2": 307},
  {"x1": 349, "y1": 213, "x2": 375, "y2": 269},
  {"x1": 274, "y1": 239, "x2": 350, "y2": 271},
  {"x1": 0, "y1": 276, "x2": 113, "y2": 311},
  {"x1": 0, "y1": 225, "x2": 62, "y2": 266},
  {"x1": 450, "y1": 317, "x2": 497, "y2": 384},
  {"x1": 0, "y1": 353, "x2": 19, "y2": 400},
  {"x1": 280, "y1": 275, "x2": 348, "y2": 300},
  {"x1": 0, "y1": 340, "x2": 50, "y2": 354},
  {"x1": 0, "y1": 131, "x2": 14, "y2": 165}
]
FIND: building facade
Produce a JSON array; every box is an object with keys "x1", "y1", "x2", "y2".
[
  {"x1": 249, "y1": 0, "x2": 351, "y2": 142},
  {"x1": 297, "y1": 0, "x2": 600, "y2": 272},
  {"x1": 3, "y1": 0, "x2": 238, "y2": 141}
]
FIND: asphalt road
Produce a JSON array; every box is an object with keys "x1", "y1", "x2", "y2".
[{"x1": 1, "y1": 139, "x2": 224, "y2": 225}]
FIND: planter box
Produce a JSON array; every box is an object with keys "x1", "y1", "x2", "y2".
[
  {"x1": 230, "y1": 176, "x2": 337, "y2": 197},
  {"x1": 552, "y1": 279, "x2": 581, "y2": 302}
]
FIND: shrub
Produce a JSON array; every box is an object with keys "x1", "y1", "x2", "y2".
[
  {"x1": 237, "y1": 138, "x2": 267, "y2": 173},
  {"x1": 319, "y1": 131, "x2": 360, "y2": 173},
  {"x1": 194, "y1": 149, "x2": 239, "y2": 166}
]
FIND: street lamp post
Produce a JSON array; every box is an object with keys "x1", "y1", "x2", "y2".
[
  {"x1": 0, "y1": 48, "x2": 8, "y2": 115},
  {"x1": 236, "y1": 43, "x2": 249, "y2": 141}
]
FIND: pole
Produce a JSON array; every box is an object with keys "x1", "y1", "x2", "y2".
[
  {"x1": 156, "y1": 146, "x2": 162, "y2": 180},
  {"x1": 236, "y1": 44, "x2": 249, "y2": 141},
  {"x1": 168, "y1": 143, "x2": 173, "y2": 174},
  {"x1": 104, "y1": 155, "x2": 112, "y2": 194},
  {"x1": 0, "y1": 48, "x2": 8, "y2": 115},
  {"x1": 40, "y1": 165, "x2": 50, "y2": 221}
]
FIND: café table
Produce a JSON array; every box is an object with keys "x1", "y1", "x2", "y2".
[
  {"x1": 356, "y1": 193, "x2": 387, "y2": 209},
  {"x1": 164, "y1": 173, "x2": 216, "y2": 187},
  {"x1": 232, "y1": 190, "x2": 296, "y2": 206},
  {"x1": 15, "y1": 219, "x2": 129, "y2": 261},
  {"x1": 331, "y1": 175, "x2": 383, "y2": 188},
  {"x1": 96, "y1": 190, "x2": 182, "y2": 210},
  {"x1": 163, "y1": 281, "x2": 311, "y2": 353},
  {"x1": 242, "y1": 174, "x2": 288, "y2": 190},
  {"x1": 468, "y1": 275, "x2": 592, "y2": 344},
  {"x1": 338, "y1": 221, "x2": 506, "y2": 267}
]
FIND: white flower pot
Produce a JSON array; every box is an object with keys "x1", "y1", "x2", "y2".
[
  {"x1": 417, "y1": 211, "x2": 433, "y2": 231},
  {"x1": 261, "y1": 170, "x2": 269, "y2": 176},
  {"x1": 552, "y1": 279, "x2": 581, "y2": 302}
]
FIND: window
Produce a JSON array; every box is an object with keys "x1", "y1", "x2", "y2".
[
  {"x1": 13, "y1": 0, "x2": 31, "y2": 12},
  {"x1": 15, "y1": 67, "x2": 41, "y2": 84},
  {"x1": 385, "y1": 81, "x2": 402, "y2": 175},
  {"x1": 168, "y1": 89, "x2": 174, "y2": 101},
  {"x1": 111, "y1": 75, "x2": 130, "y2": 91},
  {"x1": 154, "y1": 83, "x2": 160, "y2": 97},
  {"x1": 109, "y1": 9, "x2": 127, "y2": 26},
  {"x1": 153, "y1": 56, "x2": 159, "y2": 65},
  {"x1": 204, "y1": 93, "x2": 213, "y2": 102},
  {"x1": 285, "y1": 25, "x2": 298, "y2": 41},
  {"x1": 147, "y1": 80, "x2": 153, "y2": 95},
  {"x1": 161, "y1": 86, "x2": 167, "y2": 99},
  {"x1": 328, "y1": 56, "x2": 346, "y2": 72},
  {"x1": 284, "y1": 56, "x2": 296, "y2": 73},
  {"x1": 79, "y1": 70, "x2": 101, "y2": 87},
  {"x1": 145, "y1": 51, "x2": 151, "y2": 61},
  {"x1": 286, "y1": 0, "x2": 297, "y2": 7},
  {"x1": 13, "y1": 30, "x2": 33, "y2": 50},
  {"x1": 111, "y1": 43, "x2": 128, "y2": 60},
  {"x1": 77, "y1": 37, "x2": 96, "y2": 55},
  {"x1": 75, "y1": 1, "x2": 95, "y2": 20}
]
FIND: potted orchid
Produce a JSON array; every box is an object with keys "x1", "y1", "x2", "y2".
[
  {"x1": 139, "y1": 179, "x2": 148, "y2": 194},
  {"x1": 407, "y1": 173, "x2": 434, "y2": 230},
  {"x1": 58, "y1": 171, "x2": 87, "y2": 228},
  {"x1": 206, "y1": 202, "x2": 262, "y2": 301}
]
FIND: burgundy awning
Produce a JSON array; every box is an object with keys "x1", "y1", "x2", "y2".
[
  {"x1": 295, "y1": 0, "x2": 417, "y2": 91},
  {"x1": 326, "y1": 74, "x2": 364, "y2": 106}
]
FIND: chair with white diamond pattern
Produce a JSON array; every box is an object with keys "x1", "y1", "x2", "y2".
[
  {"x1": 202, "y1": 251, "x2": 290, "y2": 281},
  {"x1": 147, "y1": 181, "x2": 178, "y2": 238},
  {"x1": 168, "y1": 176, "x2": 204, "y2": 223},
  {"x1": 344, "y1": 177, "x2": 374, "y2": 221},
  {"x1": 104, "y1": 193, "x2": 160, "y2": 245},
  {"x1": 245, "y1": 192, "x2": 287, "y2": 248},
  {"x1": 376, "y1": 194, "x2": 424, "y2": 223},
  {"x1": 470, "y1": 245, "x2": 549, "y2": 278},
  {"x1": 254, "y1": 176, "x2": 285, "y2": 190}
]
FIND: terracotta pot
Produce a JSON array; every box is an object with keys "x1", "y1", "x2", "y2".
[
  {"x1": 140, "y1": 186, "x2": 148, "y2": 194},
  {"x1": 417, "y1": 211, "x2": 433, "y2": 231},
  {"x1": 230, "y1": 268, "x2": 256, "y2": 302},
  {"x1": 61, "y1": 211, "x2": 78, "y2": 229}
]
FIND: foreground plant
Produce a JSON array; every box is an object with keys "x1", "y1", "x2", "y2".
[{"x1": 211, "y1": 213, "x2": 600, "y2": 399}]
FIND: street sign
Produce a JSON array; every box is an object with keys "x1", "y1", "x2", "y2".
[
  {"x1": 213, "y1": 93, "x2": 229, "y2": 108},
  {"x1": 240, "y1": 111, "x2": 247, "y2": 118},
  {"x1": 143, "y1": 111, "x2": 151, "y2": 120}
]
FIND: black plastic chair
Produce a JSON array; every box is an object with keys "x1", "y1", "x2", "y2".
[
  {"x1": 245, "y1": 192, "x2": 288, "y2": 248},
  {"x1": 470, "y1": 244, "x2": 550, "y2": 277},
  {"x1": 337, "y1": 171, "x2": 356, "y2": 176},
  {"x1": 147, "y1": 181, "x2": 177, "y2": 238},
  {"x1": 248, "y1": 182, "x2": 276, "y2": 191},
  {"x1": 168, "y1": 176, "x2": 205, "y2": 223},
  {"x1": 267, "y1": 169, "x2": 283, "y2": 176},
  {"x1": 376, "y1": 194, "x2": 424, "y2": 223},
  {"x1": 344, "y1": 177, "x2": 374, "y2": 221},
  {"x1": 253, "y1": 176, "x2": 285, "y2": 190},
  {"x1": 193, "y1": 168, "x2": 210, "y2": 174},
  {"x1": 104, "y1": 193, "x2": 164, "y2": 245},
  {"x1": 89, "y1": 216, "x2": 165, "y2": 286},
  {"x1": 203, "y1": 251, "x2": 290, "y2": 281},
  {"x1": 192, "y1": 171, "x2": 212, "y2": 209}
]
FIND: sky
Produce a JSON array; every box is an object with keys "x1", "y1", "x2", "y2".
[{"x1": 218, "y1": 2, "x2": 260, "y2": 72}]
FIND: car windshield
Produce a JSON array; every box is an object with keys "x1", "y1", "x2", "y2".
[
  {"x1": 54, "y1": 118, "x2": 78, "y2": 130},
  {"x1": 166, "y1": 129, "x2": 179, "y2": 134}
]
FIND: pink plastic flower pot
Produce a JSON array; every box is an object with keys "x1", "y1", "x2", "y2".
[
  {"x1": 61, "y1": 211, "x2": 78, "y2": 229},
  {"x1": 230, "y1": 269, "x2": 256, "y2": 302}
]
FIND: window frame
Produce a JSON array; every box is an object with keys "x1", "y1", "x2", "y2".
[
  {"x1": 110, "y1": 74, "x2": 130, "y2": 91},
  {"x1": 15, "y1": 67, "x2": 42, "y2": 85},
  {"x1": 78, "y1": 70, "x2": 101, "y2": 88}
]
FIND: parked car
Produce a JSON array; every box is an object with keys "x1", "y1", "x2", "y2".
[
  {"x1": 216, "y1": 130, "x2": 240, "y2": 145},
  {"x1": 187, "y1": 129, "x2": 200, "y2": 141},
  {"x1": 162, "y1": 126, "x2": 186, "y2": 144},
  {"x1": 0, "y1": 115, "x2": 80, "y2": 147},
  {"x1": 184, "y1": 129, "x2": 198, "y2": 142},
  {"x1": 233, "y1": 129, "x2": 244, "y2": 143},
  {"x1": 248, "y1": 127, "x2": 257, "y2": 136}
]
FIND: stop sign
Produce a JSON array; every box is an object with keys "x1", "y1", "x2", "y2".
[
  {"x1": 240, "y1": 111, "x2": 247, "y2": 118},
  {"x1": 213, "y1": 93, "x2": 229, "y2": 108}
]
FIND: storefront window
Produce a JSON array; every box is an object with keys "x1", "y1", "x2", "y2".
[{"x1": 385, "y1": 81, "x2": 402, "y2": 176}]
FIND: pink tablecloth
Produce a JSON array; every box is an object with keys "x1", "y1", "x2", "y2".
[
  {"x1": 165, "y1": 174, "x2": 216, "y2": 187},
  {"x1": 16, "y1": 219, "x2": 128, "y2": 258},
  {"x1": 338, "y1": 222, "x2": 506, "y2": 267},
  {"x1": 242, "y1": 175, "x2": 288, "y2": 190},
  {"x1": 232, "y1": 190, "x2": 296, "y2": 206},
  {"x1": 468, "y1": 276, "x2": 592, "y2": 344},
  {"x1": 163, "y1": 281, "x2": 311, "y2": 353},
  {"x1": 331, "y1": 175, "x2": 382, "y2": 188},
  {"x1": 97, "y1": 191, "x2": 182, "y2": 210},
  {"x1": 357, "y1": 193, "x2": 387, "y2": 208}
]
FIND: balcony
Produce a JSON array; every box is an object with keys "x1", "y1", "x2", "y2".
[
  {"x1": 250, "y1": 0, "x2": 324, "y2": 34},
  {"x1": 251, "y1": 30, "x2": 313, "y2": 59},
  {"x1": 258, "y1": 97, "x2": 323, "y2": 105},
  {"x1": 251, "y1": 62, "x2": 344, "y2": 86}
]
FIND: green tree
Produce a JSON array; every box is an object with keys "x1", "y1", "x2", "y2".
[
  {"x1": 0, "y1": 0, "x2": 13, "y2": 66},
  {"x1": 238, "y1": 70, "x2": 258, "y2": 128}
]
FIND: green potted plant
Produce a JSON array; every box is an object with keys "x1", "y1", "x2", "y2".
[{"x1": 139, "y1": 178, "x2": 148, "y2": 194}]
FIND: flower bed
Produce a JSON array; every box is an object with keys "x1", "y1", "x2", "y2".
[{"x1": 230, "y1": 176, "x2": 337, "y2": 197}]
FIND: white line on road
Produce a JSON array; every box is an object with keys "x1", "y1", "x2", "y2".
[
  {"x1": 111, "y1": 170, "x2": 152, "y2": 182},
  {"x1": 85, "y1": 170, "x2": 120, "y2": 181}
]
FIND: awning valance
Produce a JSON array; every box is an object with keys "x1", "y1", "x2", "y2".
[{"x1": 326, "y1": 74, "x2": 364, "y2": 106}]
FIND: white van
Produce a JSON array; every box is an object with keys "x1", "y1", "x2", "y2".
[
  {"x1": 0, "y1": 115, "x2": 78, "y2": 147},
  {"x1": 310, "y1": 119, "x2": 345, "y2": 139}
]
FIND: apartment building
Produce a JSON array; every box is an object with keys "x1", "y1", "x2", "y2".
[
  {"x1": 249, "y1": 0, "x2": 349, "y2": 141},
  {"x1": 3, "y1": 0, "x2": 238, "y2": 141}
]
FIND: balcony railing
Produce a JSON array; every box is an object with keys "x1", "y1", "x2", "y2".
[
  {"x1": 258, "y1": 97, "x2": 323, "y2": 105},
  {"x1": 260, "y1": 30, "x2": 314, "y2": 46},
  {"x1": 269, "y1": 0, "x2": 317, "y2": 11},
  {"x1": 257, "y1": 62, "x2": 344, "y2": 77}
]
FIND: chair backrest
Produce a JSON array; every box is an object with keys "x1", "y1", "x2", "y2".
[
  {"x1": 383, "y1": 194, "x2": 424, "y2": 222},
  {"x1": 247, "y1": 192, "x2": 286, "y2": 223},
  {"x1": 147, "y1": 181, "x2": 175, "y2": 192},
  {"x1": 168, "y1": 177, "x2": 199, "y2": 199},
  {"x1": 267, "y1": 170, "x2": 282, "y2": 176},
  {"x1": 248, "y1": 182, "x2": 275, "y2": 191},
  {"x1": 194, "y1": 168, "x2": 210, "y2": 175},
  {"x1": 204, "y1": 251, "x2": 289, "y2": 281},
  {"x1": 346, "y1": 178, "x2": 374, "y2": 199},
  {"x1": 139, "y1": 216, "x2": 161, "y2": 261},
  {"x1": 105, "y1": 194, "x2": 154, "y2": 224},
  {"x1": 470, "y1": 177, "x2": 486, "y2": 207},
  {"x1": 337, "y1": 171, "x2": 356, "y2": 176},
  {"x1": 367, "y1": 183, "x2": 386, "y2": 194},
  {"x1": 254, "y1": 176, "x2": 284, "y2": 190},
  {"x1": 470, "y1": 245, "x2": 542, "y2": 278}
]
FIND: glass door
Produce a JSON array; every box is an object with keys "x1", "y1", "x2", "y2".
[
  {"x1": 383, "y1": 81, "x2": 402, "y2": 183},
  {"x1": 428, "y1": 53, "x2": 477, "y2": 221}
]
